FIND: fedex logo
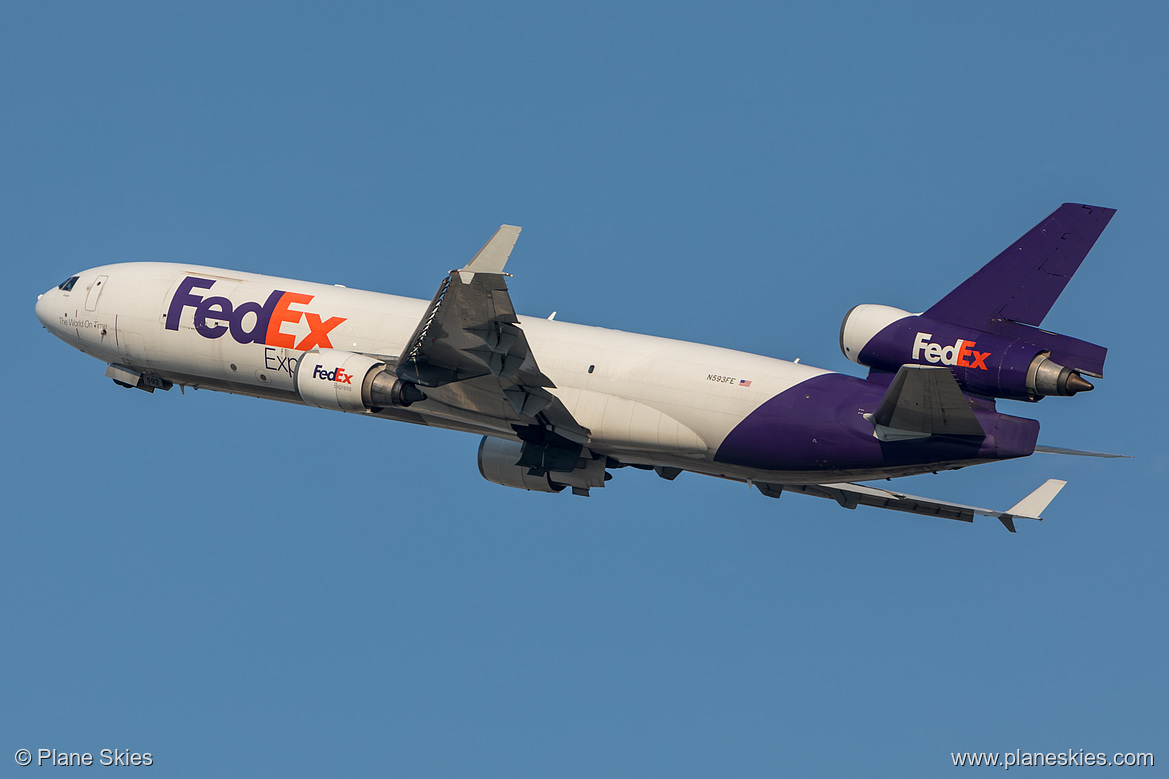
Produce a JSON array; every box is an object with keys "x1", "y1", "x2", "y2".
[
  {"x1": 312, "y1": 365, "x2": 353, "y2": 384},
  {"x1": 166, "y1": 276, "x2": 346, "y2": 350},
  {"x1": 911, "y1": 332, "x2": 990, "y2": 370}
]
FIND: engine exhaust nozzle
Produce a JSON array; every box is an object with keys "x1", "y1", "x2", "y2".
[
  {"x1": 1027, "y1": 355, "x2": 1094, "y2": 397},
  {"x1": 367, "y1": 370, "x2": 428, "y2": 408}
]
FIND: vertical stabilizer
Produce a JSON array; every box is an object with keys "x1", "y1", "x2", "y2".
[{"x1": 925, "y1": 203, "x2": 1115, "y2": 329}]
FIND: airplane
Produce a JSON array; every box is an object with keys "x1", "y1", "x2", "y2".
[{"x1": 34, "y1": 203, "x2": 1121, "y2": 531}]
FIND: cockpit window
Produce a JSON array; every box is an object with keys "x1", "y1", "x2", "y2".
[{"x1": 57, "y1": 276, "x2": 80, "y2": 292}]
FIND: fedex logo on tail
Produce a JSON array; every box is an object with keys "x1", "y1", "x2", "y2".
[
  {"x1": 912, "y1": 332, "x2": 990, "y2": 370},
  {"x1": 165, "y1": 276, "x2": 346, "y2": 350}
]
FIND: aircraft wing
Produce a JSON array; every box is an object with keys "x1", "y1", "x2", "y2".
[
  {"x1": 394, "y1": 225, "x2": 591, "y2": 453},
  {"x1": 755, "y1": 478, "x2": 1067, "y2": 532}
]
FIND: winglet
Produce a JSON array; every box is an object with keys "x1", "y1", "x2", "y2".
[
  {"x1": 462, "y1": 225, "x2": 522, "y2": 275},
  {"x1": 1005, "y1": 478, "x2": 1067, "y2": 520},
  {"x1": 997, "y1": 479, "x2": 1067, "y2": 533}
]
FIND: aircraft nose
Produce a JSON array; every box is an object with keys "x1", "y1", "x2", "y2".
[{"x1": 35, "y1": 290, "x2": 54, "y2": 328}]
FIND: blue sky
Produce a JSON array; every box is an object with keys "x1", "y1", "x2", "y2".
[{"x1": 3, "y1": 2, "x2": 1165, "y2": 775}]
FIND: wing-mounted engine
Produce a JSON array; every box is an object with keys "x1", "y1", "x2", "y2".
[
  {"x1": 477, "y1": 436, "x2": 610, "y2": 497},
  {"x1": 839, "y1": 305, "x2": 1103, "y2": 401},
  {"x1": 293, "y1": 348, "x2": 425, "y2": 413}
]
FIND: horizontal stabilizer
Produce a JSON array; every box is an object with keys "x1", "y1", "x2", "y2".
[
  {"x1": 757, "y1": 478, "x2": 1068, "y2": 532},
  {"x1": 870, "y1": 365, "x2": 984, "y2": 438},
  {"x1": 1034, "y1": 445, "x2": 1130, "y2": 458}
]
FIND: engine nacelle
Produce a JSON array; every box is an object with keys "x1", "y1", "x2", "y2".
[
  {"x1": 294, "y1": 349, "x2": 426, "y2": 412},
  {"x1": 477, "y1": 436, "x2": 609, "y2": 495},
  {"x1": 478, "y1": 436, "x2": 564, "y2": 492},
  {"x1": 839, "y1": 305, "x2": 1102, "y2": 401},
  {"x1": 839, "y1": 304, "x2": 914, "y2": 364}
]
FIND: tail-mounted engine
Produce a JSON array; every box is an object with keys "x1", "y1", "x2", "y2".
[
  {"x1": 293, "y1": 349, "x2": 427, "y2": 413},
  {"x1": 839, "y1": 305, "x2": 1105, "y2": 401}
]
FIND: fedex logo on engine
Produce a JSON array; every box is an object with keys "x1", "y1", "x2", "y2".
[
  {"x1": 165, "y1": 276, "x2": 346, "y2": 350},
  {"x1": 312, "y1": 365, "x2": 353, "y2": 384},
  {"x1": 912, "y1": 332, "x2": 990, "y2": 370}
]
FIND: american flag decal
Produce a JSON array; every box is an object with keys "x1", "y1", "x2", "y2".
[{"x1": 739, "y1": 379, "x2": 751, "y2": 387}]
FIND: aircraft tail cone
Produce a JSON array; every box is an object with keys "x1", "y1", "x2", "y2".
[{"x1": 1065, "y1": 373, "x2": 1094, "y2": 394}]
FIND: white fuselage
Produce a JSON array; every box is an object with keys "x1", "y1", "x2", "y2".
[{"x1": 36, "y1": 262, "x2": 848, "y2": 483}]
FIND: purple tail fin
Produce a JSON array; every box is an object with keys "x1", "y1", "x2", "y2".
[{"x1": 925, "y1": 203, "x2": 1116, "y2": 329}]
